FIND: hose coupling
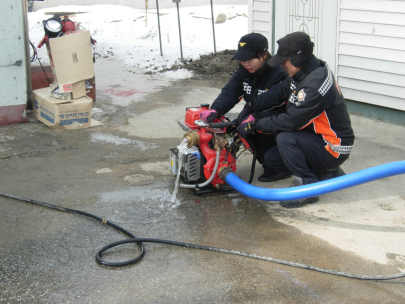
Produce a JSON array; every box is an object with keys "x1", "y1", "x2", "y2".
[
  {"x1": 218, "y1": 166, "x2": 233, "y2": 181},
  {"x1": 183, "y1": 131, "x2": 200, "y2": 148}
]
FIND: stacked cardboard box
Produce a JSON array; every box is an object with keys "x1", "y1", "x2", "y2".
[{"x1": 32, "y1": 31, "x2": 94, "y2": 130}]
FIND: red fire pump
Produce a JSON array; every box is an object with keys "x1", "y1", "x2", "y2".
[{"x1": 170, "y1": 104, "x2": 257, "y2": 195}]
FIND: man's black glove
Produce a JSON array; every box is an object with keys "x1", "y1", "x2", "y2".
[
  {"x1": 237, "y1": 114, "x2": 257, "y2": 138},
  {"x1": 237, "y1": 104, "x2": 254, "y2": 124}
]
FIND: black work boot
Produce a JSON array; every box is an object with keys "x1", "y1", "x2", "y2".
[
  {"x1": 258, "y1": 173, "x2": 291, "y2": 182},
  {"x1": 280, "y1": 176, "x2": 319, "y2": 208},
  {"x1": 317, "y1": 166, "x2": 346, "y2": 181}
]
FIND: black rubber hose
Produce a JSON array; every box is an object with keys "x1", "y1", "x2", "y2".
[
  {"x1": 245, "y1": 136, "x2": 256, "y2": 184},
  {"x1": 98, "y1": 237, "x2": 405, "y2": 280},
  {"x1": 1, "y1": 192, "x2": 404, "y2": 280},
  {"x1": 0, "y1": 192, "x2": 145, "y2": 266}
]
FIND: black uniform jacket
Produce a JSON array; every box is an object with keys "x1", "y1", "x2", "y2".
[
  {"x1": 210, "y1": 62, "x2": 287, "y2": 119},
  {"x1": 255, "y1": 56, "x2": 355, "y2": 159}
]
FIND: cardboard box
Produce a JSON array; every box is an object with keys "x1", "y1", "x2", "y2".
[
  {"x1": 71, "y1": 80, "x2": 87, "y2": 99},
  {"x1": 49, "y1": 79, "x2": 86, "y2": 100},
  {"x1": 61, "y1": 79, "x2": 87, "y2": 99},
  {"x1": 48, "y1": 31, "x2": 95, "y2": 93},
  {"x1": 32, "y1": 88, "x2": 92, "y2": 130}
]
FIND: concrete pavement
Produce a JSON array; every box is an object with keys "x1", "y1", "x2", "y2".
[{"x1": 1, "y1": 58, "x2": 404, "y2": 303}]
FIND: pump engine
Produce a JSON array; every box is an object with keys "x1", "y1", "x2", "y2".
[{"x1": 170, "y1": 104, "x2": 256, "y2": 194}]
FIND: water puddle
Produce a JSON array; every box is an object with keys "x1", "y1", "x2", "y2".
[
  {"x1": 91, "y1": 133, "x2": 158, "y2": 150},
  {"x1": 96, "y1": 186, "x2": 184, "y2": 227}
]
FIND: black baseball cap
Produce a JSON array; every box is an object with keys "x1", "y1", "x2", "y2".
[
  {"x1": 267, "y1": 32, "x2": 314, "y2": 67},
  {"x1": 231, "y1": 33, "x2": 268, "y2": 61}
]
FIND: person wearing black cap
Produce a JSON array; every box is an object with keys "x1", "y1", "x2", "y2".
[
  {"x1": 237, "y1": 31, "x2": 355, "y2": 208},
  {"x1": 199, "y1": 32, "x2": 290, "y2": 182}
]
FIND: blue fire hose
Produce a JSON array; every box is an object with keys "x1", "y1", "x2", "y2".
[{"x1": 219, "y1": 160, "x2": 405, "y2": 201}]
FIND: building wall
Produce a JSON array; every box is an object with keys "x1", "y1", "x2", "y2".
[
  {"x1": 249, "y1": 0, "x2": 405, "y2": 116},
  {"x1": 248, "y1": 0, "x2": 272, "y2": 44},
  {"x1": 337, "y1": 0, "x2": 405, "y2": 111},
  {"x1": 250, "y1": 0, "x2": 338, "y2": 74},
  {"x1": 0, "y1": 0, "x2": 30, "y2": 125},
  {"x1": 33, "y1": 0, "x2": 248, "y2": 10}
]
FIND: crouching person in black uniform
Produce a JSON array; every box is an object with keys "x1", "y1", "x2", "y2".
[
  {"x1": 199, "y1": 33, "x2": 290, "y2": 182},
  {"x1": 237, "y1": 32, "x2": 355, "y2": 208}
]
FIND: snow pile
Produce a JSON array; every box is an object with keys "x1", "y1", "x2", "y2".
[{"x1": 28, "y1": 4, "x2": 248, "y2": 73}]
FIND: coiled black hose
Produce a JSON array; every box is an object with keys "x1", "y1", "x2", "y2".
[{"x1": 1, "y1": 192, "x2": 404, "y2": 280}]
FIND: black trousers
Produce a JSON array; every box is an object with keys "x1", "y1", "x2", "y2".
[
  {"x1": 263, "y1": 131, "x2": 349, "y2": 183},
  {"x1": 232, "y1": 117, "x2": 277, "y2": 168},
  {"x1": 248, "y1": 132, "x2": 277, "y2": 165}
]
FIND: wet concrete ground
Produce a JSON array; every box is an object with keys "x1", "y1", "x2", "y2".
[{"x1": 1, "y1": 58, "x2": 405, "y2": 303}]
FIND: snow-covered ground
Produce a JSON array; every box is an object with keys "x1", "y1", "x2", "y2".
[{"x1": 28, "y1": 4, "x2": 248, "y2": 73}]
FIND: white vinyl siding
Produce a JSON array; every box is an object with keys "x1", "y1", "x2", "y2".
[
  {"x1": 248, "y1": 0, "x2": 272, "y2": 38},
  {"x1": 339, "y1": 22, "x2": 405, "y2": 38},
  {"x1": 337, "y1": 0, "x2": 405, "y2": 111},
  {"x1": 253, "y1": 11, "x2": 271, "y2": 22}
]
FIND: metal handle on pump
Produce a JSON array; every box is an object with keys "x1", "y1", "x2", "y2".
[{"x1": 209, "y1": 122, "x2": 237, "y2": 128}]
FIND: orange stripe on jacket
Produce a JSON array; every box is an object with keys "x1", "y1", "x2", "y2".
[{"x1": 300, "y1": 111, "x2": 341, "y2": 158}]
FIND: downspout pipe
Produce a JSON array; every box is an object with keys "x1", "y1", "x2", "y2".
[
  {"x1": 271, "y1": 0, "x2": 276, "y2": 55},
  {"x1": 219, "y1": 160, "x2": 405, "y2": 201}
]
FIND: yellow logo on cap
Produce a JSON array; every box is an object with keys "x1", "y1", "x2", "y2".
[{"x1": 239, "y1": 42, "x2": 247, "y2": 47}]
